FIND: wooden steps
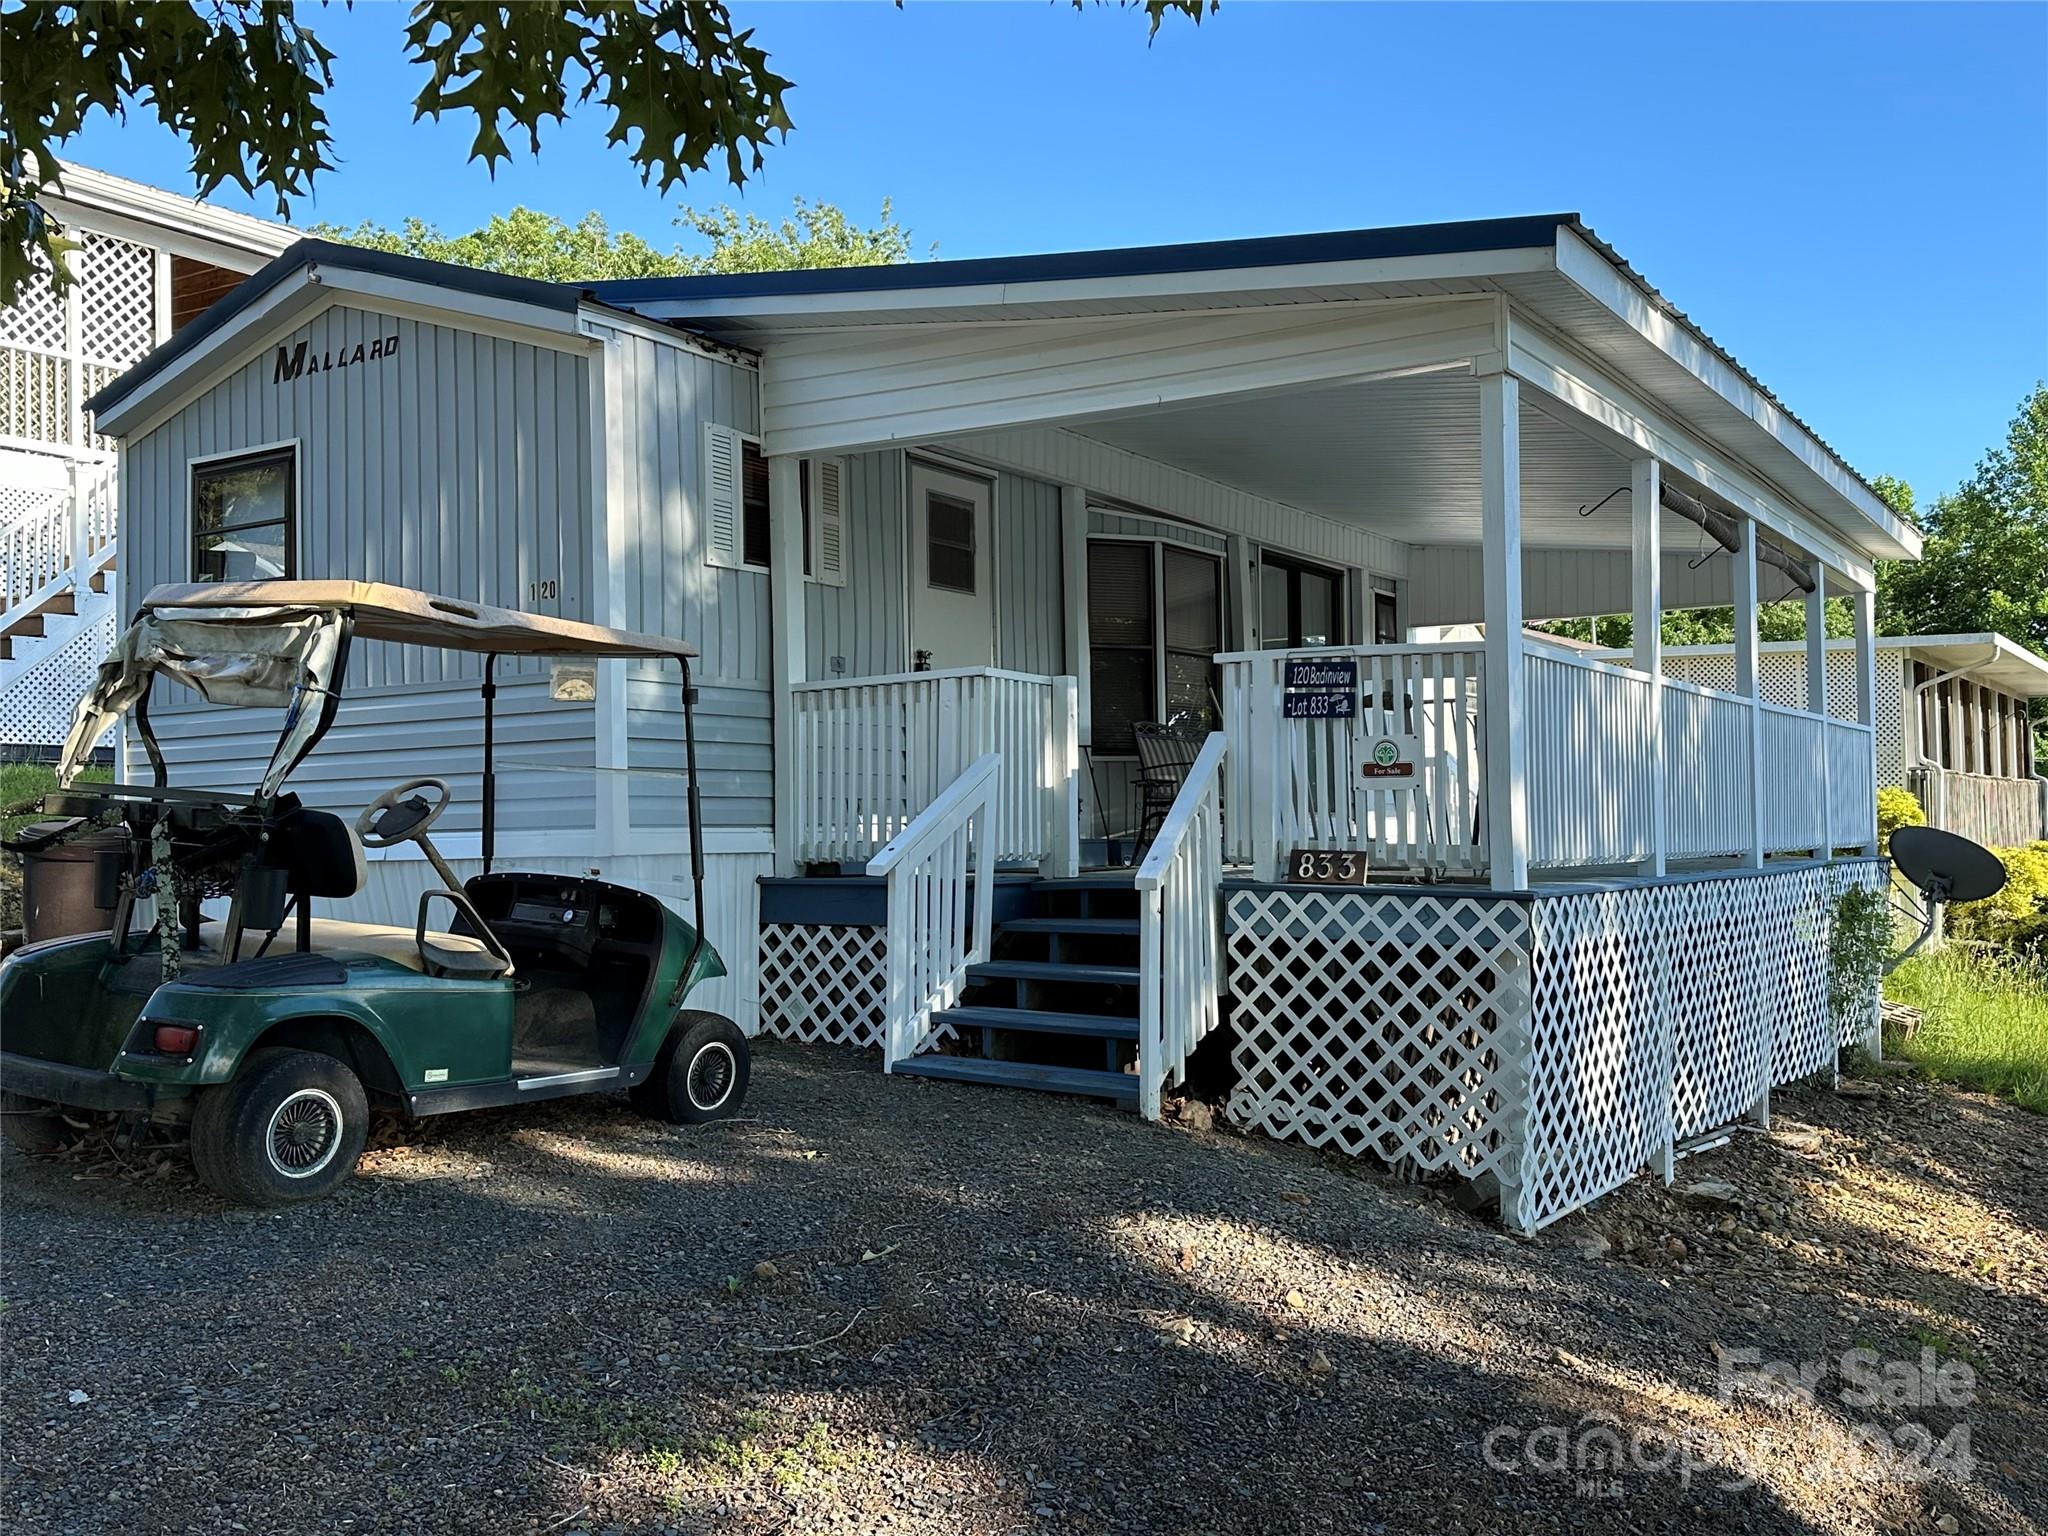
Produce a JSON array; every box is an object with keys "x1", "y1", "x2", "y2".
[
  {"x1": 996, "y1": 916, "x2": 1139, "y2": 936},
  {"x1": 965, "y1": 958, "x2": 1140, "y2": 987},
  {"x1": 892, "y1": 1053, "x2": 1138, "y2": 1105},
  {"x1": 893, "y1": 870, "x2": 1149, "y2": 1107},
  {"x1": 934, "y1": 1005, "x2": 1139, "y2": 1041}
]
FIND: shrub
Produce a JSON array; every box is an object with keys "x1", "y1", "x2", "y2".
[
  {"x1": 1875, "y1": 785, "x2": 1925, "y2": 850},
  {"x1": 1828, "y1": 882, "x2": 1892, "y2": 1037},
  {"x1": 1947, "y1": 841, "x2": 2048, "y2": 962}
]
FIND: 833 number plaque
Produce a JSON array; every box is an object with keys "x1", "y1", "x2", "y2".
[{"x1": 1286, "y1": 847, "x2": 1369, "y2": 886}]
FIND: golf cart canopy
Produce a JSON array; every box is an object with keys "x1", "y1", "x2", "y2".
[{"x1": 59, "y1": 581, "x2": 700, "y2": 794}]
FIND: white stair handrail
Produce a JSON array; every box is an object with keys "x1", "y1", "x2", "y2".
[
  {"x1": 866, "y1": 751, "x2": 1001, "y2": 1070},
  {"x1": 1134, "y1": 732, "x2": 1227, "y2": 1122},
  {"x1": 1, "y1": 456, "x2": 117, "y2": 632}
]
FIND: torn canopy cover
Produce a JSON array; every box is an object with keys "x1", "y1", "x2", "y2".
[{"x1": 58, "y1": 606, "x2": 347, "y2": 796}]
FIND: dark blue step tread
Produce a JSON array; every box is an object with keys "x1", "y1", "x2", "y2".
[
  {"x1": 937, "y1": 1006, "x2": 1139, "y2": 1041},
  {"x1": 894, "y1": 1054, "x2": 1139, "y2": 1102},
  {"x1": 967, "y1": 960, "x2": 1140, "y2": 985},
  {"x1": 997, "y1": 916, "x2": 1141, "y2": 936},
  {"x1": 1031, "y1": 874, "x2": 1140, "y2": 891}
]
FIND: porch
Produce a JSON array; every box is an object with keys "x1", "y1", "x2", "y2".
[{"x1": 616, "y1": 219, "x2": 1916, "y2": 1230}]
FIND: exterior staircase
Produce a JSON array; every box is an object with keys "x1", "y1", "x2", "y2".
[
  {"x1": 893, "y1": 873, "x2": 1145, "y2": 1106},
  {"x1": 0, "y1": 457, "x2": 119, "y2": 750}
]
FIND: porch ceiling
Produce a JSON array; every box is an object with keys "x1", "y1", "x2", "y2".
[{"x1": 1067, "y1": 371, "x2": 1716, "y2": 553}]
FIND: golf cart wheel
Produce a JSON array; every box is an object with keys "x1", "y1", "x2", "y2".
[
  {"x1": 0, "y1": 1092, "x2": 87, "y2": 1155},
  {"x1": 189, "y1": 1048, "x2": 368, "y2": 1206},
  {"x1": 634, "y1": 1013, "x2": 750, "y2": 1125}
]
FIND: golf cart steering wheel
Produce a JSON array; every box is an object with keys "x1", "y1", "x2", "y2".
[{"x1": 356, "y1": 777, "x2": 453, "y2": 849}]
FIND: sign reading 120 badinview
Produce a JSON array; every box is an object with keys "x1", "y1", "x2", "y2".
[{"x1": 1283, "y1": 656, "x2": 1357, "y2": 718}]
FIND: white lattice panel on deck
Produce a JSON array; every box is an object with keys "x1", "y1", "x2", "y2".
[
  {"x1": 1, "y1": 349, "x2": 70, "y2": 446},
  {"x1": 0, "y1": 260, "x2": 61, "y2": 353},
  {"x1": 1226, "y1": 888, "x2": 1530, "y2": 1181},
  {"x1": 1522, "y1": 888, "x2": 1680, "y2": 1227},
  {"x1": 1665, "y1": 878, "x2": 1771, "y2": 1141},
  {"x1": 1763, "y1": 868, "x2": 1837, "y2": 1085},
  {"x1": 758, "y1": 923, "x2": 888, "y2": 1049},
  {"x1": 77, "y1": 235, "x2": 155, "y2": 368},
  {"x1": 1, "y1": 606, "x2": 115, "y2": 748},
  {"x1": 1517, "y1": 862, "x2": 1876, "y2": 1231},
  {"x1": 0, "y1": 481, "x2": 64, "y2": 524}
]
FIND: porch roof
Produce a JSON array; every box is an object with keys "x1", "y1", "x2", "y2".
[{"x1": 592, "y1": 214, "x2": 1917, "y2": 568}]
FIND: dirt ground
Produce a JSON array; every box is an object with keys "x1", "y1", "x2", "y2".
[{"x1": 2, "y1": 1042, "x2": 2041, "y2": 1536}]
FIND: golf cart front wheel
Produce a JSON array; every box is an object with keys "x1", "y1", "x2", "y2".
[
  {"x1": 190, "y1": 1048, "x2": 369, "y2": 1206},
  {"x1": 635, "y1": 1013, "x2": 750, "y2": 1125}
]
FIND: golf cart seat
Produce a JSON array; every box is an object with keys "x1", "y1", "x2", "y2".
[
  {"x1": 416, "y1": 920, "x2": 512, "y2": 981},
  {"x1": 261, "y1": 807, "x2": 508, "y2": 980}
]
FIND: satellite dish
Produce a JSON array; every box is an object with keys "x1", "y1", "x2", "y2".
[{"x1": 1890, "y1": 825, "x2": 2008, "y2": 905}]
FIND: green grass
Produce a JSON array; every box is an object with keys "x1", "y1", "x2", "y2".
[
  {"x1": 2, "y1": 759, "x2": 112, "y2": 932},
  {"x1": 1886, "y1": 944, "x2": 2048, "y2": 1114}
]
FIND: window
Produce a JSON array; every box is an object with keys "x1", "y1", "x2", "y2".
[
  {"x1": 192, "y1": 446, "x2": 294, "y2": 582},
  {"x1": 1086, "y1": 539, "x2": 1222, "y2": 753},
  {"x1": 1258, "y1": 551, "x2": 1344, "y2": 649},
  {"x1": 1089, "y1": 543, "x2": 1153, "y2": 755},
  {"x1": 925, "y1": 491, "x2": 978, "y2": 593},
  {"x1": 1374, "y1": 590, "x2": 1400, "y2": 645},
  {"x1": 741, "y1": 439, "x2": 771, "y2": 569},
  {"x1": 1162, "y1": 548, "x2": 1220, "y2": 724}
]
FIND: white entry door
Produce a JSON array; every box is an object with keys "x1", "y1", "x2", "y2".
[{"x1": 907, "y1": 460, "x2": 994, "y2": 670}]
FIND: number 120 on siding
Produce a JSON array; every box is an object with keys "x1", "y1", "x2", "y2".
[{"x1": 1287, "y1": 848, "x2": 1369, "y2": 886}]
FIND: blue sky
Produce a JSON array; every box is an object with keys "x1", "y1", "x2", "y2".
[{"x1": 65, "y1": 1, "x2": 2046, "y2": 504}]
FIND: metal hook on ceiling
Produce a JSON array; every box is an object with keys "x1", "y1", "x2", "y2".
[{"x1": 1577, "y1": 486, "x2": 1628, "y2": 518}]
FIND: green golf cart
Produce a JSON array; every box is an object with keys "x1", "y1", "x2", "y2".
[{"x1": 0, "y1": 580, "x2": 748, "y2": 1204}]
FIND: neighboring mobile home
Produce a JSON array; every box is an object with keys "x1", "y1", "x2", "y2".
[{"x1": 86, "y1": 216, "x2": 1922, "y2": 1231}]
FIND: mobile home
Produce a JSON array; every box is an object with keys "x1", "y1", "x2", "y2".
[{"x1": 86, "y1": 217, "x2": 1924, "y2": 1230}]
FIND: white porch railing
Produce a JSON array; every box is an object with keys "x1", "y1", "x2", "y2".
[
  {"x1": 789, "y1": 667, "x2": 1078, "y2": 872},
  {"x1": 1135, "y1": 732, "x2": 1226, "y2": 1122},
  {"x1": 1662, "y1": 676, "x2": 1755, "y2": 860},
  {"x1": 1, "y1": 456, "x2": 116, "y2": 632},
  {"x1": 1524, "y1": 650, "x2": 1657, "y2": 868},
  {"x1": 1824, "y1": 718, "x2": 1877, "y2": 850},
  {"x1": 868, "y1": 752, "x2": 999, "y2": 1070},
  {"x1": 1912, "y1": 764, "x2": 2046, "y2": 848},
  {"x1": 1758, "y1": 703, "x2": 1828, "y2": 855},
  {"x1": 1221, "y1": 641, "x2": 1879, "y2": 881},
  {"x1": 1218, "y1": 644, "x2": 1487, "y2": 879}
]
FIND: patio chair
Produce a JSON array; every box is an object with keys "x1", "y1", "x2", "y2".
[{"x1": 1132, "y1": 720, "x2": 1209, "y2": 853}]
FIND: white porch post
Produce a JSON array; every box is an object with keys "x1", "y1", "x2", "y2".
[
  {"x1": 1732, "y1": 517, "x2": 1765, "y2": 868},
  {"x1": 1852, "y1": 586, "x2": 1879, "y2": 852},
  {"x1": 769, "y1": 453, "x2": 808, "y2": 875},
  {"x1": 1630, "y1": 457, "x2": 1666, "y2": 877},
  {"x1": 1804, "y1": 559, "x2": 1829, "y2": 853},
  {"x1": 1059, "y1": 483, "x2": 1094, "y2": 855},
  {"x1": 1479, "y1": 371, "x2": 1528, "y2": 890},
  {"x1": 1060, "y1": 484, "x2": 1091, "y2": 743},
  {"x1": 1803, "y1": 565, "x2": 1829, "y2": 715}
]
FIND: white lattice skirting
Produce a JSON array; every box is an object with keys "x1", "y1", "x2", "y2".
[
  {"x1": 1226, "y1": 861, "x2": 1886, "y2": 1233},
  {"x1": 758, "y1": 923, "x2": 889, "y2": 1049},
  {"x1": 1226, "y1": 889, "x2": 1531, "y2": 1185},
  {"x1": 2, "y1": 606, "x2": 115, "y2": 748}
]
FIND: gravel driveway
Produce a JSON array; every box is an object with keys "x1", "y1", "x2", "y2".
[{"x1": 4, "y1": 1042, "x2": 2042, "y2": 1535}]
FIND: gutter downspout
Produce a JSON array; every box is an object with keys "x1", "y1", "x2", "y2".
[{"x1": 1909, "y1": 648, "x2": 1997, "y2": 772}]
